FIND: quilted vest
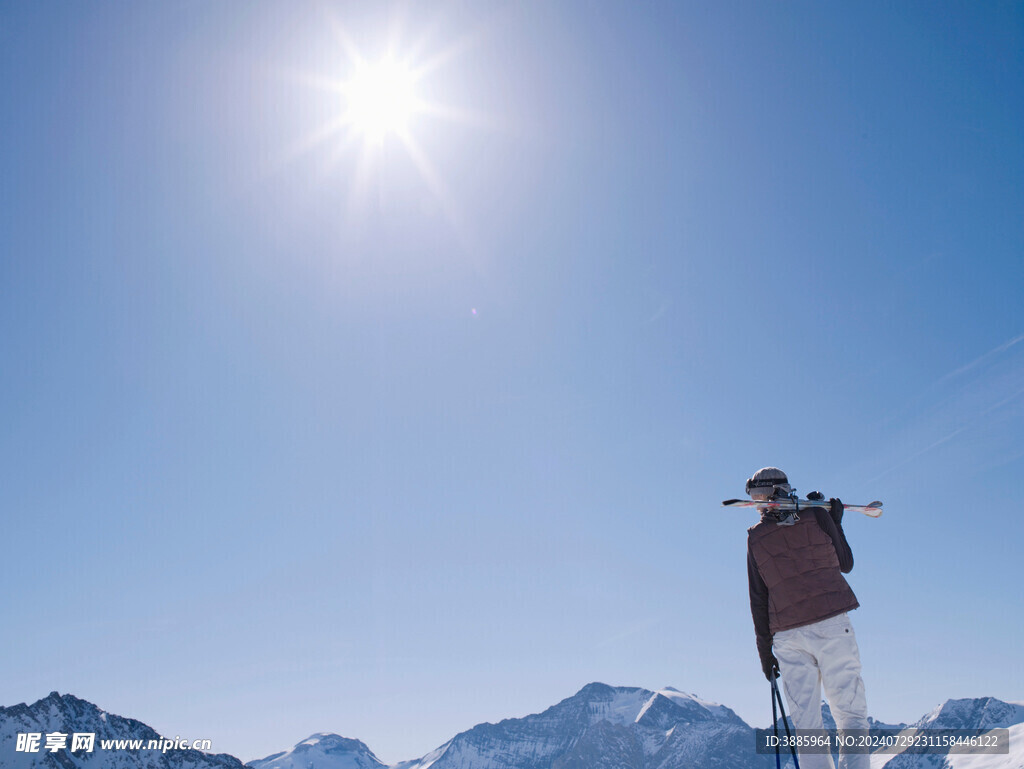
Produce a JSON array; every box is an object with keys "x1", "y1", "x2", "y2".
[{"x1": 748, "y1": 512, "x2": 859, "y2": 633}]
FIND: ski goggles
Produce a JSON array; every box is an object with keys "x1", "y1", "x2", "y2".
[{"x1": 745, "y1": 477, "x2": 791, "y2": 495}]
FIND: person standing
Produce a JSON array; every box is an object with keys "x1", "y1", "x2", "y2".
[{"x1": 745, "y1": 467, "x2": 870, "y2": 769}]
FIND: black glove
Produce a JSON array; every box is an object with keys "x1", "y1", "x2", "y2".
[
  {"x1": 807, "y1": 491, "x2": 824, "y2": 502},
  {"x1": 761, "y1": 654, "x2": 780, "y2": 681},
  {"x1": 829, "y1": 497, "x2": 844, "y2": 524}
]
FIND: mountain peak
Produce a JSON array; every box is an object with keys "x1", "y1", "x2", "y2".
[
  {"x1": 574, "y1": 682, "x2": 620, "y2": 698},
  {"x1": 247, "y1": 732, "x2": 385, "y2": 769},
  {"x1": 387, "y1": 682, "x2": 762, "y2": 769},
  {"x1": 920, "y1": 696, "x2": 1024, "y2": 730},
  {"x1": 0, "y1": 692, "x2": 246, "y2": 769}
]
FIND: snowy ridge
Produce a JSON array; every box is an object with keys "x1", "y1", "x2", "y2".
[
  {"x1": 861, "y1": 697, "x2": 1024, "y2": 769},
  {"x1": 944, "y1": 722, "x2": 1024, "y2": 769},
  {"x1": 0, "y1": 691, "x2": 244, "y2": 769},
  {"x1": 650, "y1": 687, "x2": 744, "y2": 724},
  {"x1": 3, "y1": 687, "x2": 1024, "y2": 769},
  {"x1": 587, "y1": 687, "x2": 651, "y2": 726},
  {"x1": 389, "y1": 682, "x2": 766, "y2": 769},
  {"x1": 391, "y1": 740, "x2": 452, "y2": 769},
  {"x1": 247, "y1": 732, "x2": 386, "y2": 769},
  {"x1": 916, "y1": 698, "x2": 1024, "y2": 731}
]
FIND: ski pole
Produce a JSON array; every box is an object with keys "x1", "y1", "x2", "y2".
[
  {"x1": 771, "y1": 676, "x2": 781, "y2": 769},
  {"x1": 771, "y1": 677, "x2": 801, "y2": 769}
]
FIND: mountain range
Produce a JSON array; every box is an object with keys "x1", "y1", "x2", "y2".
[{"x1": 2, "y1": 684, "x2": 1021, "y2": 769}]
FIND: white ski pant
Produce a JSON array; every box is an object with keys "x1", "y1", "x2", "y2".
[{"x1": 773, "y1": 613, "x2": 869, "y2": 769}]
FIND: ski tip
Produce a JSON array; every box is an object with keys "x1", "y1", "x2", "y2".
[
  {"x1": 722, "y1": 499, "x2": 742, "y2": 506},
  {"x1": 862, "y1": 501, "x2": 883, "y2": 518}
]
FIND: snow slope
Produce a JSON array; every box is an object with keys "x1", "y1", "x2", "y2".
[
  {"x1": 247, "y1": 733, "x2": 386, "y2": 769},
  {"x1": 0, "y1": 692, "x2": 244, "y2": 769},
  {"x1": 945, "y1": 723, "x2": 1024, "y2": 769}
]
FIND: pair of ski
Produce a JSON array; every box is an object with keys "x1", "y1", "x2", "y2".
[{"x1": 722, "y1": 497, "x2": 883, "y2": 518}]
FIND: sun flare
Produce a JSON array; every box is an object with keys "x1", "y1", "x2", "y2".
[
  {"x1": 344, "y1": 57, "x2": 420, "y2": 143},
  {"x1": 283, "y1": 12, "x2": 485, "y2": 241}
]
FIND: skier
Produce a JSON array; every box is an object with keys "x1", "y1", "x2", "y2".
[{"x1": 745, "y1": 467, "x2": 870, "y2": 769}]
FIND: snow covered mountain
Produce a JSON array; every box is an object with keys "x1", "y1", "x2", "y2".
[
  {"x1": 247, "y1": 734, "x2": 386, "y2": 769},
  {"x1": 3, "y1": 687, "x2": 1022, "y2": 769},
  {"x1": 0, "y1": 691, "x2": 245, "y2": 769},
  {"x1": 387, "y1": 682, "x2": 771, "y2": 769},
  {"x1": 872, "y1": 698, "x2": 1024, "y2": 769},
  {"x1": 915, "y1": 699, "x2": 1024, "y2": 732}
]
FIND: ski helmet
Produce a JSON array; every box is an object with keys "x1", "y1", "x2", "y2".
[{"x1": 745, "y1": 467, "x2": 792, "y2": 497}]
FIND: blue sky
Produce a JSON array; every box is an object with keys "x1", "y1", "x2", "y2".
[{"x1": 2, "y1": 1, "x2": 1022, "y2": 764}]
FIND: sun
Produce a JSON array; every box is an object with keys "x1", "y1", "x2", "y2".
[
  {"x1": 344, "y1": 57, "x2": 421, "y2": 144},
  {"x1": 281, "y1": 12, "x2": 486, "y2": 239}
]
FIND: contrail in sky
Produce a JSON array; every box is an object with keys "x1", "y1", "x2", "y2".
[
  {"x1": 937, "y1": 331, "x2": 1024, "y2": 384},
  {"x1": 864, "y1": 331, "x2": 1024, "y2": 484}
]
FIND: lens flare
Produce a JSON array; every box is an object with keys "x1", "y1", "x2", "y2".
[{"x1": 345, "y1": 58, "x2": 419, "y2": 143}]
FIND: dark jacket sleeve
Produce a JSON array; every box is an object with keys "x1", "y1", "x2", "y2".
[
  {"x1": 747, "y1": 539, "x2": 774, "y2": 668},
  {"x1": 812, "y1": 507, "x2": 854, "y2": 573}
]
